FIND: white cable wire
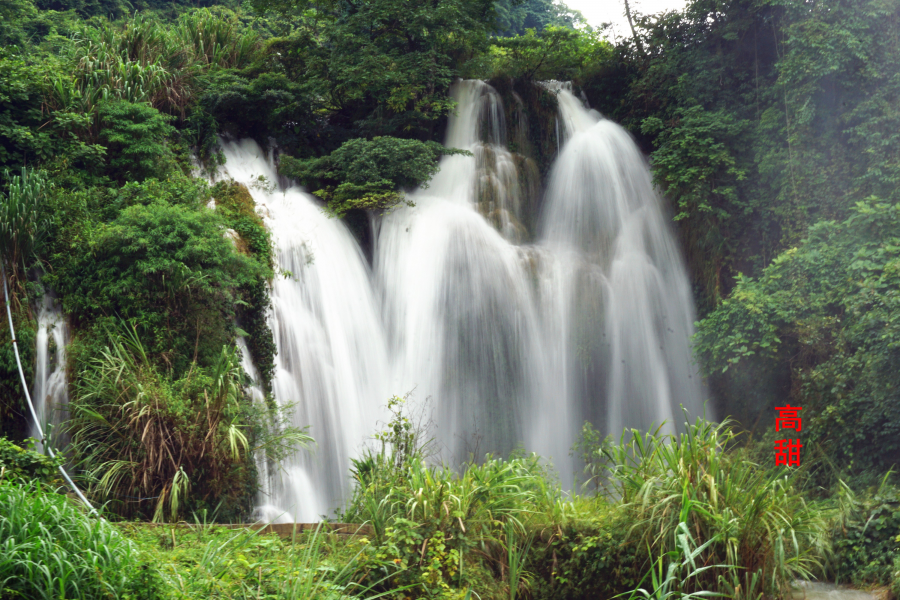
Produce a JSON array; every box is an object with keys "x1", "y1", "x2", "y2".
[{"x1": 2, "y1": 261, "x2": 99, "y2": 517}]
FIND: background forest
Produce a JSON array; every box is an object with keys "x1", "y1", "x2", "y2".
[{"x1": 2, "y1": 0, "x2": 900, "y2": 598}]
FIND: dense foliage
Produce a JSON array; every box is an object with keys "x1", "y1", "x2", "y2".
[
  {"x1": 2, "y1": 0, "x2": 900, "y2": 595},
  {"x1": 695, "y1": 202, "x2": 900, "y2": 476},
  {"x1": 0, "y1": 437, "x2": 60, "y2": 484},
  {"x1": 280, "y1": 137, "x2": 470, "y2": 216},
  {"x1": 831, "y1": 481, "x2": 900, "y2": 587}
]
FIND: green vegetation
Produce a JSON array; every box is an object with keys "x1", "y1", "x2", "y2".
[
  {"x1": 0, "y1": 167, "x2": 49, "y2": 294},
  {"x1": 0, "y1": 480, "x2": 164, "y2": 600},
  {"x1": 8, "y1": 410, "x2": 884, "y2": 599},
  {"x1": 0, "y1": 437, "x2": 60, "y2": 484},
  {"x1": 597, "y1": 418, "x2": 827, "y2": 597},
  {"x1": 279, "y1": 137, "x2": 470, "y2": 216},
  {"x1": 120, "y1": 517, "x2": 416, "y2": 599},
  {"x1": 695, "y1": 201, "x2": 900, "y2": 477},
  {"x1": 831, "y1": 479, "x2": 900, "y2": 587},
  {"x1": 53, "y1": 201, "x2": 260, "y2": 374},
  {"x1": 2, "y1": 0, "x2": 900, "y2": 596},
  {"x1": 71, "y1": 326, "x2": 247, "y2": 521}
]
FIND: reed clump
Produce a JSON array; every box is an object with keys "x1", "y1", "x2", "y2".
[
  {"x1": 46, "y1": 10, "x2": 260, "y2": 123},
  {"x1": 67, "y1": 323, "x2": 310, "y2": 522},
  {"x1": 598, "y1": 416, "x2": 831, "y2": 599},
  {"x1": 0, "y1": 167, "x2": 50, "y2": 298}
]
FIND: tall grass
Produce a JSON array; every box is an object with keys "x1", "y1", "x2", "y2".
[
  {"x1": 46, "y1": 10, "x2": 260, "y2": 122},
  {"x1": 621, "y1": 522, "x2": 732, "y2": 600},
  {"x1": 504, "y1": 519, "x2": 535, "y2": 600},
  {"x1": 346, "y1": 451, "x2": 552, "y2": 546},
  {"x1": 345, "y1": 395, "x2": 562, "y2": 544},
  {"x1": 600, "y1": 415, "x2": 831, "y2": 598},
  {"x1": 70, "y1": 326, "x2": 244, "y2": 520},
  {"x1": 141, "y1": 521, "x2": 413, "y2": 600},
  {"x1": 68, "y1": 323, "x2": 311, "y2": 521},
  {"x1": 0, "y1": 480, "x2": 161, "y2": 600},
  {"x1": 0, "y1": 167, "x2": 49, "y2": 298}
]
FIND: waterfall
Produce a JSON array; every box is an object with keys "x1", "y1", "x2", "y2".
[
  {"x1": 539, "y1": 82, "x2": 705, "y2": 437},
  {"x1": 31, "y1": 296, "x2": 70, "y2": 451},
  {"x1": 377, "y1": 80, "x2": 550, "y2": 466},
  {"x1": 218, "y1": 140, "x2": 389, "y2": 522},
  {"x1": 235, "y1": 336, "x2": 273, "y2": 512},
  {"x1": 218, "y1": 79, "x2": 706, "y2": 519}
]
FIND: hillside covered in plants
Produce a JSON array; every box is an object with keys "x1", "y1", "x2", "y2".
[{"x1": 2, "y1": 0, "x2": 900, "y2": 598}]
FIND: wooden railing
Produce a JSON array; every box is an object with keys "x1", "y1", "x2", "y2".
[
  {"x1": 231, "y1": 522, "x2": 374, "y2": 537},
  {"x1": 128, "y1": 522, "x2": 375, "y2": 537}
]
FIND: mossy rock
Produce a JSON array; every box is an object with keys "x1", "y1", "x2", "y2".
[{"x1": 210, "y1": 181, "x2": 274, "y2": 274}]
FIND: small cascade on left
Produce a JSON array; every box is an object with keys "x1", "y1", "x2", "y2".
[
  {"x1": 236, "y1": 337, "x2": 273, "y2": 512},
  {"x1": 31, "y1": 296, "x2": 70, "y2": 451},
  {"x1": 217, "y1": 139, "x2": 389, "y2": 523}
]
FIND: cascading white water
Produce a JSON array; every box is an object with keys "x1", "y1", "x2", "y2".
[
  {"x1": 217, "y1": 140, "x2": 388, "y2": 522},
  {"x1": 539, "y1": 82, "x2": 705, "y2": 437},
  {"x1": 31, "y1": 296, "x2": 70, "y2": 451},
  {"x1": 377, "y1": 81, "x2": 551, "y2": 466},
  {"x1": 219, "y1": 79, "x2": 706, "y2": 519}
]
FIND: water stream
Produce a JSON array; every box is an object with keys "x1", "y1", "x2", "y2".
[
  {"x1": 30, "y1": 296, "x2": 70, "y2": 451},
  {"x1": 218, "y1": 79, "x2": 707, "y2": 521},
  {"x1": 791, "y1": 581, "x2": 878, "y2": 600},
  {"x1": 218, "y1": 142, "x2": 389, "y2": 521}
]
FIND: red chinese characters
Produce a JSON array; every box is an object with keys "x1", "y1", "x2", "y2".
[
  {"x1": 775, "y1": 404, "x2": 803, "y2": 432},
  {"x1": 774, "y1": 439, "x2": 803, "y2": 466},
  {"x1": 774, "y1": 405, "x2": 803, "y2": 466}
]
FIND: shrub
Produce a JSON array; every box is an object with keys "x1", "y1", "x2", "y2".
[
  {"x1": 97, "y1": 100, "x2": 177, "y2": 183},
  {"x1": 0, "y1": 480, "x2": 164, "y2": 600},
  {"x1": 0, "y1": 437, "x2": 60, "y2": 484},
  {"x1": 279, "y1": 137, "x2": 469, "y2": 217},
  {"x1": 831, "y1": 481, "x2": 900, "y2": 586},
  {"x1": 343, "y1": 396, "x2": 558, "y2": 598},
  {"x1": 528, "y1": 509, "x2": 642, "y2": 600},
  {"x1": 51, "y1": 200, "x2": 262, "y2": 375}
]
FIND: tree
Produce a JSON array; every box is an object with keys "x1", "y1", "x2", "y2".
[
  {"x1": 51, "y1": 201, "x2": 263, "y2": 375},
  {"x1": 493, "y1": 0, "x2": 584, "y2": 37},
  {"x1": 490, "y1": 26, "x2": 611, "y2": 81},
  {"x1": 97, "y1": 100, "x2": 177, "y2": 183},
  {"x1": 253, "y1": 0, "x2": 498, "y2": 138}
]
